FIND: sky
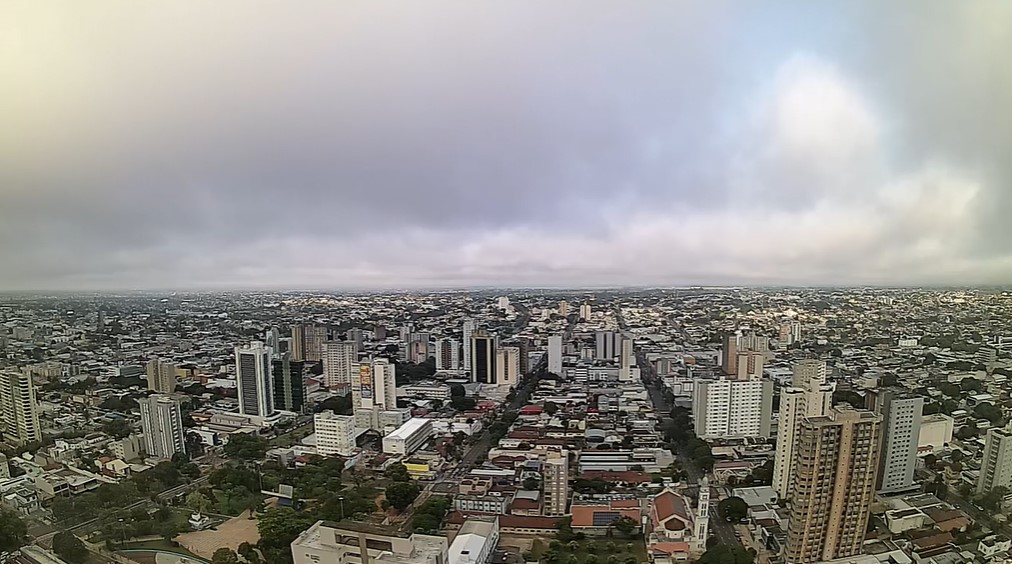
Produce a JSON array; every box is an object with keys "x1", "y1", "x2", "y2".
[{"x1": 2, "y1": 1, "x2": 1011, "y2": 291}]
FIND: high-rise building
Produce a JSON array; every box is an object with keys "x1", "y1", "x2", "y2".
[
  {"x1": 619, "y1": 337, "x2": 633, "y2": 381},
  {"x1": 470, "y1": 330, "x2": 497, "y2": 384},
  {"x1": 0, "y1": 453, "x2": 9, "y2": 479},
  {"x1": 462, "y1": 320, "x2": 476, "y2": 371},
  {"x1": 595, "y1": 331, "x2": 619, "y2": 360},
  {"x1": 322, "y1": 341, "x2": 357, "y2": 388},
  {"x1": 547, "y1": 335, "x2": 563, "y2": 375},
  {"x1": 146, "y1": 359, "x2": 177, "y2": 394},
  {"x1": 290, "y1": 324, "x2": 306, "y2": 361},
  {"x1": 543, "y1": 448, "x2": 569, "y2": 516},
  {"x1": 314, "y1": 410, "x2": 357, "y2": 457},
  {"x1": 345, "y1": 328, "x2": 364, "y2": 353},
  {"x1": 495, "y1": 346, "x2": 521, "y2": 388},
  {"x1": 273, "y1": 353, "x2": 308, "y2": 413},
  {"x1": 558, "y1": 300, "x2": 570, "y2": 317},
  {"x1": 978, "y1": 428, "x2": 1012, "y2": 495},
  {"x1": 139, "y1": 394, "x2": 185, "y2": 459},
  {"x1": 235, "y1": 341, "x2": 274, "y2": 417},
  {"x1": 516, "y1": 338, "x2": 530, "y2": 376},
  {"x1": 692, "y1": 377, "x2": 773, "y2": 439},
  {"x1": 732, "y1": 350, "x2": 765, "y2": 381},
  {"x1": 785, "y1": 406, "x2": 881, "y2": 564},
  {"x1": 773, "y1": 360, "x2": 834, "y2": 500},
  {"x1": 264, "y1": 327, "x2": 281, "y2": 355},
  {"x1": 352, "y1": 359, "x2": 399, "y2": 431},
  {"x1": 304, "y1": 324, "x2": 330, "y2": 362},
  {"x1": 875, "y1": 391, "x2": 923, "y2": 493},
  {"x1": 497, "y1": 296, "x2": 511, "y2": 310},
  {"x1": 0, "y1": 370, "x2": 42, "y2": 445},
  {"x1": 435, "y1": 338, "x2": 460, "y2": 371},
  {"x1": 779, "y1": 321, "x2": 802, "y2": 347},
  {"x1": 579, "y1": 304, "x2": 592, "y2": 321}
]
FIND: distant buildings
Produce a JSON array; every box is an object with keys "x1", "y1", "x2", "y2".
[
  {"x1": 595, "y1": 331, "x2": 619, "y2": 360},
  {"x1": 322, "y1": 341, "x2": 357, "y2": 388},
  {"x1": 146, "y1": 358, "x2": 176, "y2": 393},
  {"x1": 469, "y1": 330, "x2": 496, "y2": 384},
  {"x1": 978, "y1": 428, "x2": 1012, "y2": 495},
  {"x1": 579, "y1": 304, "x2": 592, "y2": 321},
  {"x1": 0, "y1": 369, "x2": 42, "y2": 446},
  {"x1": 619, "y1": 336, "x2": 633, "y2": 381},
  {"x1": 235, "y1": 341, "x2": 275, "y2": 418},
  {"x1": 352, "y1": 358, "x2": 399, "y2": 431},
  {"x1": 462, "y1": 320, "x2": 476, "y2": 372},
  {"x1": 785, "y1": 406, "x2": 881, "y2": 564},
  {"x1": 314, "y1": 410, "x2": 356, "y2": 457},
  {"x1": 547, "y1": 335, "x2": 563, "y2": 375},
  {"x1": 139, "y1": 394, "x2": 185, "y2": 459},
  {"x1": 773, "y1": 360, "x2": 834, "y2": 499},
  {"x1": 558, "y1": 300, "x2": 570, "y2": 317},
  {"x1": 273, "y1": 353, "x2": 308, "y2": 413}
]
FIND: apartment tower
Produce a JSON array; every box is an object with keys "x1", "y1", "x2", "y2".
[
  {"x1": 146, "y1": 359, "x2": 177, "y2": 394},
  {"x1": 139, "y1": 394, "x2": 185, "y2": 459},
  {"x1": 0, "y1": 370, "x2": 42, "y2": 445},
  {"x1": 978, "y1": 427, "x2": 1012, "y2": 495},
  {"x1": 773, "y1": 360, "x2": 834, "y2": 499},
  {"x1": 470, "y1": 330, "x2": 497, "y2": 384},
  {"x1": 875, "y1": 391, "x2": 923, "y2": 493},
  {"x1": 543, "y1": 448, "x2": 569, "y2": 516},
  {"x1": 235, "y1": 341, "x2": 274, "y2": 417},
  {"x1": 272, "y1": 353, "x2": 308, "y2": 413},
  {"x1": 322, "y1": 341, "x2": 357, "y2": 388}
]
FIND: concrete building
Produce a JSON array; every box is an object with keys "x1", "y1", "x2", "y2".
[
  {"x1": 353, "y1": 359, "x2": 399, "y2": 431},
  {"x1": 139, "y1": 394, "x2": 185, "y2": 459},
  {"x1": 495, "y1": 346, "x2": 521, "y2": 388},
  {"x1": 291, "y1": 521, "x2": 447, "y2": 564},
  {"x1": 235, "y1": 341, "x2": 274, "y2": 418},
  {"x1": 978, "y1": 427, "x2": 1012, "y2": 495},
  {"x1": 0, "y1": 369, "x2": 42, "y2": 445},
  {"x1": 315, "y1": 410, "x2": 357, "y2": 457},
  {"x1": 875, "y1": 391, "x2": 923, "y2": 493},
  {"x1": 272, "y1": 353, "x2": 308, "y2": 413},
  {"x1": 323, "y1": 341, "x2": 357, "y2": 388},
  {"x1": 382, "y1": 418, "x2": 433, "y2": 456},
  {"x1": 692, "y1": 377, "x2": 773, "y2": 439},
  {"x1": 595, "y1": 331, "x2": 618, "y2": 361},
  {"x1": 462, "y1": 320, "x2": 476, "y2": 372},
  {"x1": 558, "y1": 300, "x2": 570, "y2": 317},
  {"x1": 619, "y1": 337, "x2": 633, "y2": 381},
  {"x1": 918, "y1": 414, "x2": 954, "y2": 453},
  {"x1": 579, "y1": 304, "x2": 592, "y2": 321},
  {"x1": 543, "y1": 448, "x2": 569, "y2": 516},
  {"x1": 773, "y1": 360, "x2": 834, "y2": 499},
  {"x1": 785, "y1": 406, "x2": 882, "y2": 564},
  {"x1": 291, "y1": 324, "x2": 306, "y2": 361},
  {"x1": 449, "y1": 517, "x2": 499, "y2": 564},
  {"x1": 436, "y1": 338, "x2": 461, "y2": 371},
  {"x1": 547, "y1": 335, "x2": 563, "y2": 375},
  {"x1": 470, "y1": 330, "x2": 496, "y2": 384},
  {"x1": 146, "y1": 359, "x2": 176, "y2": 393}
]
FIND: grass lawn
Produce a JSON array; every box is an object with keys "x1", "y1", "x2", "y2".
[{"x1": 531, "y1": 537, "x2": 648, "y2": 564}]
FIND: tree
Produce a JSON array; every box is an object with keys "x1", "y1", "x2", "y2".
[
  {"x1": 939, "y1": 382, "x2": 961, "y2": 398},
  {"x1": 212, "y1": 548, "x2": 241, "y2": 564},
  {"x1": 923, "y1": 454, "x2": 938, "y2": 470},
  {"x1": 186, "y1": 491, "x2": 213, "y2": 514},
  {"x1": 544, "y1": 401, "x2": 559, "y2": 415},
  {"x1": 224, "y1": 434, "x2": 268, "y2": 461},
  {"x1": 974, "y1": 403, "x2": 1003, "y2": 425},
  {"x1": 257, "y1": 508, "x2": 316, "y2": 551},
  {"x1": 450, "y1": 396, "x2": 476, "y2": 411},
  {"x1": 412, "y1": 513, "x2": 440, "y2": 532},
  {"x1": 950, "y1": 450, "x2": 965, "y2": 463},
  {"x1": 523, "y1": 477, "x2": 540, "y2": 490},
  {"x1": 385, "y1": 463, "x2": 411, "y2": 482},
  {"x1": 238, "y1": 541, "x2": 263, "y2": 564},
  {"x1": 0, "y1": 510, "x2": 28, "y2": 554},
  {"x1": 718, "y1": 497, "x2": 749, "y2": 522},
  {"x1": 612, "y1": 515, "x2": 637, "y2": 537},
  {"x1": 386, "y1": 481, "x2": 421, "y2": 511},
  {"x1": 450, "y1": 384, "x2": 466, "y2": 397},
  {"x1": 102, "y1": 418, "x2": 133, "y2": 439},
  {"x1": 979, "y1": 486, "x2": 1009, "y2": 511},
  {"x1": 555, "y1": 516, "x2": 575, "y2": 542},
  {"x1": 698, "y1": 544, "x2": 755, "y2": 564},
  {"x1": 52, "y1": 531, "x2": 88, "y2": 564}
]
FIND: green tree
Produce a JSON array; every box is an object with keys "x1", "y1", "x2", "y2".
[
  {"x1": 718, "y1": 497, "x2": 749, "y2": 522},
  {"x1": 52, "y1": 531, "x2": 88, "y2": 564},
  {"x1": 224, "y1": 434, "x2": 268, "y2": 461},
  {"x1": 257, "y1": 508, "x2": 316, "y2": 552},
  {"x1": 212, "y1": 548, "x2": 241, "y2": 564},
  {"x1": 102, "y1": 418, "x2": 133, "y2": 439},
  {"x1": 612, "y1": 515, "x2": 637, "y2": 537},
  {"x1": 385, "y1": 463, "x2": 411, "y2": 482},
  {"x1": 385, "y1": 481, "x2": 421, "y2": 511},
  {"x1": 238, "y1": 541, "x2": 263, "y2": 564},
  {"x1": 412, "y1": 513, "x2": 440, "y2": 532},
  {"x1": 0, "y1": 510, "x2": 28, "y2": 554},
  {"x1": 523, "y1": 477, "x2": 540, "y2": 490},
  {"x1": 544, "y1": 401, "x2": 559, "y2": 415},
  {"x1": 555, "y1": 516, "x2": 575, "y2": 542},
  {"x1": 186, "y1": 491, "x2": 213, "y2": 514},
  {"x1": 698, "y1": 544, "x2": 755, "y2": 564}
]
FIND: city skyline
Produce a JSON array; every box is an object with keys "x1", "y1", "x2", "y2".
[{"x1": 3, "y1": 1, "x2": 1011, "y2": 291}]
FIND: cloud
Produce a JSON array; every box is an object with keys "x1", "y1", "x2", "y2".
[{"x1": 0, "y1": 1, "x2": 1009, "y2": 290}]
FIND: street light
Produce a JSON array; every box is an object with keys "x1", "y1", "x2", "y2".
[{"x1": 338, "y1": 496, "x2": 345, "y2": 520}]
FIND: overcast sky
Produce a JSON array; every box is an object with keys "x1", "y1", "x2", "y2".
[{"x1": 2, "y1": 1, "x2": 1010, "y2": 291}]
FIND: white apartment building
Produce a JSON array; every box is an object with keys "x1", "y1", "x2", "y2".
[
  {"x1": 315, "y1": 410, "x2": 357, "y2": 457},
  {"x1": 449, "y1": 517, "x2": 499, "y2": 564},
  {"x1": 462, "y1": 320, "x2": 476, "y2": 371},
  {"x1": 139, "y1": 394, "x2": 185, "y2": 459},
  {"x1": 146, "y1": 359, "x2": 177, "y2": 393},
  {"x1": 435, "y1": 338, "x2": 461, "y2": 371},
  {"x1": 400, "y1": 383, "x2": 451, "y2": 401},
  {"x1": 978, "y1": 427, "x2": 1012, "y2": 495},
  {"x1": 353, "y1": 359, "x2": 399, "y2": 431},
  {"x1": 918, "y1": 414, "x2": 954, "y2": 453},
  {"x1": 619, "y1": 337, "x2": 633, "y2": 381},
  {"x1": 692, "y1": 377, "x2": 773, "y2": 440},
  {"x1": 323, "y1": 341, "x2": 357, "y2": 388},
  {"x1": 382, "y1": 418, "x2": 433, "y2": 455},
  {"x1": 235, "y1": 341, "x2": 274, "y2": 418},
  {"x1": 877, "y1": 392, "x2": 923, "y2": 493},
  {"x1": 772, "y1": 360, "x2": 834, "y2": 499},
  {"x1": 0, "y1": 369, "x2": 42, "y2": 445},
  {"x1": 543, "y1": 448, "x2": 569, "y2": 516},
  {"x1": 495, "y1": 347, "x2": 521, "y2": 388},
  {"x1": 547, "y1": 335, "x2": 563, "y2": 375},
  {"x1": 579, "y1": 304, "x2": 592, "y2": 321},
  {"x1": 291, "y1": 521, "x2": 447, "y2": 564}
]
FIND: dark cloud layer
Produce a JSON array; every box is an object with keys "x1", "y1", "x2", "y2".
[{"x1": 2, "y1": 1, "x2": 1010, "y2": 290}]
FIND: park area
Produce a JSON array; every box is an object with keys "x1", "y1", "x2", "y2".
[{"x1": 527, "y1": 537, "x2": 649, "y2": 564}]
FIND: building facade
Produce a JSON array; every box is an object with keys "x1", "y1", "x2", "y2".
[
  {"x1": 495, "y1": 346, "x2": 521, "y2": 388},
  {"x1": 146, "y1": 359, "x2": 177, "y2": 393},
  {"x1": 291, "y1": 521, "x2": 447, "y2": 564},
  {"x1": 382, "y1": 418, "x2": 433, "y2": 455},
  {"x1": 323, "y1": 341, "x2": 357, "y2": 388},
  {"x1": 462, "y1": 320, "x2": 476, "y2": 372},
  {"x1": 876, "y1": 391, "x2": 923, "y2": 493},
  {"x1": 692, "y1": 377, "x2": 773, "y2": 439},
  {"x1": 0, "y1": 369, "x2": 42, "y2": 445},
  {"x1": 543, "y1": 448, "x2": 569, "y2": 516},
  {"x1": 547, "y1": 335, "x2": 563, "y2": 375},
  {"x1": 139, "y1": 394, "x2": 185, "y2": 459},
  {"x1": 435, "y1": 338, "x2": 461, "y2": 371},
  {"x1": 773, "y1": 360, "x2": 834, "y2": 499},
  {"x1": 235, "y1": 341, "x2": 274, "y2": 418},
  {"x1": 272, "y1": 353, "x2": 308, "y2": 413},
  {"x1": 470, "y1": 330, "x2": 497, "y2": 384},
  {"x1": 315, "y1": 410, "x2": 357, "y2": 457},
  {"x1": 978, "y1": 428, "x2": 1012, "y2": 495}
]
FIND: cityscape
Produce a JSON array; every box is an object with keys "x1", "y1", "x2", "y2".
[{"x1": 4, "y1": 2, "x2": 1012, "y2": 564}]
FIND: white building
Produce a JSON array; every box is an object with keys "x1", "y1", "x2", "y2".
[
  {"x1": 918, "y1": 414, "x2": 954, "y2": 453},
  {"x1": 579, "y1": 304, "x2": 592, "y2": 321},
  {"x1": 291, "y1": 521, "x2": 447, "y2": 564},
  {"x1": 322, "y1": 341, "x2": 357, "y2": 388},
  {"x1": 139, "y1": 394, "x2": 185, "y2": 459},
  {"x1": 543, "y1": 447, "x2": 569, "y2": 516},
  {"x1": 0, "y1": 369, "x2": 42, "y2": 445},
  {"x1": 315, "y1": 410, "x2": 357, "y2": 457},
  {"x1": 772, "y1": 360, "x2": 834, "y2": 499},
  {"x1": 400, "y1": 383, "x2": 451, "y2": 401},
  {"x1": 353, "y1": 359, "x2": 399, "y2": 431},
  {"x1": 436, "y1": 338, "x2": 461, "y2": 371},
  {"x1": 692, "y1": 377, "x2": 773, "y2": 440},
  {"x1": 146, "y1": 359, "x2": 177, "y2": 393},
  {"x1": 462, "y1": 320, "x2": 476, "y2": 371},
  {"x1": 978, "y1": 427, "x2": 1012, "y2": 495},
  {"x1": 382, "y1": 418, "x2": 433, "y2": 456},
  {"x1": 547, "y1": 335, "x2": 563, "y2": 375},
  {"x1": 495, "y1": 347, "x2": 521, "y2": 388},
  {"x1": 449, "y1": 517, "x2": 499, "y2": 564},
  {"x1": 235, "y1": 341, "x2": 274, "y2": 418},
  {"x1": 876, "y1": 392, "x2": 923, "y2": 493}
]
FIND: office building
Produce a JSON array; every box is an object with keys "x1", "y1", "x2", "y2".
[
  {"x1": 235, "y1": 341, "x2": 274, "y2": 418},
  {"x1": 721, "y1": 333, "x2": 738, "y2": 376},
  {"x1": 323, "y1": 341, "x2": 357, "y2": 388},
  {"x1": 462, "y1": 320, "x2": 476, "y2": 371},
  {"x1": 146, "y1": 359, "x2": 177, "y2": 394},
  {"x1": 785, "y1": 406, "x2": 881, "y2": 564},
  {"x1": 435, "y1": 338, "x2": 460, "y2": 371},
  {"x1": 139, "y1": 394, "x2": 185, "y2": 459},
  {"x1": 273, "y1": 353, "x2": 308, "y2": 413},
  {"x1": 543, "y1": 448, "x2": 569, "y2": 516},
  {"x1": 773, "y1": 360, "x2": 834, "y2": 499},
  {"x1": 978, "y1": 428, "x2": 1012, "y2": 495},
  {"x1": 516, "y1": 338, "x2": 530, "y2": 375},
  {"x1": 382, "y1": 418, "x2": 433, "y2": 455},
  {"x1": 0, "y1": 370, "x2": 42, "y2": 445},
  {"x1": 547, "y1": 335, "x2": 563, "y2": 375},
  {"x1": 315, "y1": 410, "x2": 357, "y2": 457},
  {"x1": 470, "y1": 330, "x2": 496, "y2": 384},
  {"x1": 875, "y1": 391, "x2": 923, "y2": 493},
  {"x1": 692, "y1": 377, "x2": 773, "y2": 439},
  {"x1": 291, "y1": 521, "x2": 447, "y2": 564},
  {"x1": 579, "y1": 304, "x2": 592, "y2": 321},
  {"x1": 291, "y1": 324, "x2": 306, "y2": 361},
  {"x1": 495, "y1": 346, "x2": 521, "y2": 388}
]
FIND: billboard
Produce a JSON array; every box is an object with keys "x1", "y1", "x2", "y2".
[{"x1": 359, "y1": 364, "x2": 373, "y2": 399}]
